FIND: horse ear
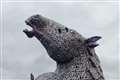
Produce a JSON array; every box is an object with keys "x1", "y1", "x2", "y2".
[{"x1": 84, "y1": 36, "x2": 101, "y2": 48}]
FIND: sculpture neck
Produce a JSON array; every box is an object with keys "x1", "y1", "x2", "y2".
[
  {"x1": 55, "y1": 53, "x2": 88, "y2": 75},
  {"x1": 55, "y1": 49, "x2": 104, "y2": 80}
]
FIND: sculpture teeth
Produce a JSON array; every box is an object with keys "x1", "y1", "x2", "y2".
[{"x1": 23, "y1": 28, "x2": 33, "y2": 32}]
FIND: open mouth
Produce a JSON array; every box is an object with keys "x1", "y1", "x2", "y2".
[
  {"x1": 23, "y1": 20, "x2": 35, "y2": 38},
  {"x1": 24, "y1": 20, "x2": 33, "y2": 31}
]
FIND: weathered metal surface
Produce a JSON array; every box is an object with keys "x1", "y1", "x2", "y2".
[{"x1": 23, "y1": 14, "x2": 105, "y2": 80}]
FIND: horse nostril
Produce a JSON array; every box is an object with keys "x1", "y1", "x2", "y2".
[{"x1": 58, "y1": 28, "x2": 62, "y2": 33}]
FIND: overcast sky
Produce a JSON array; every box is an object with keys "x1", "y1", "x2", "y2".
[{"x1": 1, "y1": 1, "x2": 119, "y2": 80}]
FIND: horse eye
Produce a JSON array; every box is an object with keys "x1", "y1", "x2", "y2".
[
  {"x1": 65, "y1": 27, "x2": 68, "y2": 32},
  {"x1": 70, "y1": 30, "x2": 73, "y2": 33},
  {"x1": 58, "y1": 28, "x2": 62, "y2": 33}
]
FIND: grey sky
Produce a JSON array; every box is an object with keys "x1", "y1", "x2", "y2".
[
  {"x1": 4, "y1": 0, "x2": 119, "y2": 2},
  {"x1": 1, "y1": 1, "x2": 119, "y2": 80}
]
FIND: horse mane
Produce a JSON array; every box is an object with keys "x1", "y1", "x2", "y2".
[{"x1": 86, "y1": 48, "x2": 104, "y2": 80}]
